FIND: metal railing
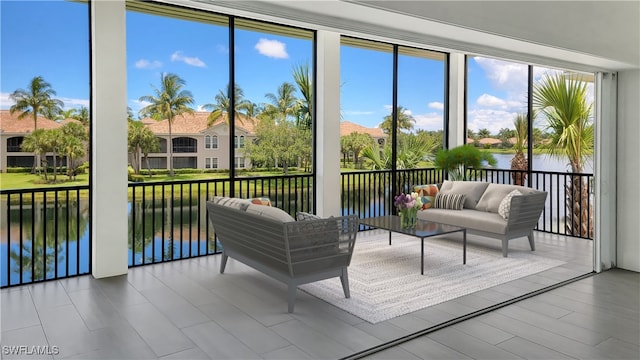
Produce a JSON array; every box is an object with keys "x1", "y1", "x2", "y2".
[
  {"x1": 127, "y1": 174, "x2": 314, "y2": 267},
  {"x1": 1, "y1": 186, "x2": 91, "y2": 287},
  {"x1": 1, "y1": 167, "x2": 593, "y2": 287}
]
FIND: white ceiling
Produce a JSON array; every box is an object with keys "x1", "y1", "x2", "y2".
[
  {"x1": 351, "y1": 0, "x2": 640, "y2": 69},
  {"x1": 187, "y1": 0, "x2": 640, "y2": 71}
]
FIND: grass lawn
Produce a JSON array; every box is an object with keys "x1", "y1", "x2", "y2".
[{"x1": 0, "y1": 172, "x2": 90, "y2": 190}]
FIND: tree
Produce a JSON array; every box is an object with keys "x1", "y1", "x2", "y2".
[
  {"x1": 203, "y1": 84, "x2": 252, "y2": 126},
  {"x1": 360, "y1": 133, "x2": 437, "y2": 170},
  {"x1": 138, "y1": 73, "x2": 194, "y2": 177},
  {"x1": 245, "y1": 117, "x2": 309, "y2": 175},
  {"x1": 9, "y1": 76, "x2": 63, "y2": 173},
  {"x1": 477, "y1": 128, "x2": 491, "y2": 139},
  {"x1": 379, "y1": 106, "x2": 415, "y2": 134},
  {"x1": 340, "y1": 132, "x2": 375, "y2": 168},
  {"x1": 42, "y1": 128, "x2": 65, "y2": 182},
  {"x1": 435, "y1": 144, "x2": 497, "y2": 181},
  {"x1": 263, "y1": 82, "x2": 298, "y2": 123},
  {"x1": 61, "y1": 122, "x2": 88, "y2": 180},
  {"x1": 292, "y1": 63, "x2": 313, "y2": 130},
  {"x1": 20, "y1": 129, "x2": 50, "y2": 181},
  {"x1": 510, "y1": 113, "x2": 528, "y2": 186},
  {"x1": 128, "y1": 120, "x2": 160, "y2": 177},
  {"x1": 534, "y1": 73, "x2": 593, "y2": 237}
]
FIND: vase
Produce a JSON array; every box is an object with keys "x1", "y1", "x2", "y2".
[{"x1": 399, "y1": 208, "x2": 417, "y2": 229}]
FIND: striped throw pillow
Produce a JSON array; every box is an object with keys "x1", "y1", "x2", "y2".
[{"x1": 433, "y1": 193, "x2": 466, "y2": 210}]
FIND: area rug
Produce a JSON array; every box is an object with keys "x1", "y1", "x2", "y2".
[{"x1": 300, "y1": 230, "x2": 565, "y2": 323}]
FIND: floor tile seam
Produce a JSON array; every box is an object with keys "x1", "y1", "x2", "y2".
[
  {"x1": 339, "y1": 272, "x2": 596, "y2": 360},
  {"x1": 26, "y1": 284, "x2": 56, "y2": 350},
  {"x1": 493, "y1": 306, "x2": 611, "y2": 347},
  {"x1": 555, "y1": 308, "x2": 640, "y2": 334},
  {"x1": 425, "y1": 330, "x2": 525, "y2": 360},
  {"x1": 493, "y1": 335, "x2": 576, "y2": 359}
]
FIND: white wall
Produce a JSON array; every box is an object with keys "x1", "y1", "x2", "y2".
[{"x1": 616, "y1": 70, "x2": 640, "y2": 272}]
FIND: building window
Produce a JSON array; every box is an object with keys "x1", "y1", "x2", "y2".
[
  {"x1": 205, "y1": 157, "x2": 218, "y2": 169},
  {"x1": 172, "y1": 137, "x2": 197, "y2": 153},
  {"x1": 205, "y1": 135, "x2": 218, "y2": 149},
  {"x1": 234, "y1": 135, "x2": 245, "y2": 148},
  {"x1": 173, "y1": 157, "x2": 197, "y2": 169},
  {"x1": 234, "y1": 157, "x2": 245, "y2": 169},
  {"x1": 6, "y1": 137, "x2": 24, "y2": 152}
]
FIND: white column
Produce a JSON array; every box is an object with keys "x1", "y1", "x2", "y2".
[
  {"x1": 316, "y1": 31, "x2": 341, "y2": 217},
  {"x1": 448, "y1": 53, "x2": 466, "y2": 148},
  {"x1": 594, "y1": 72, "x2": 617, "y2": 272},
  {"x1": 616, "y1": 69, "x2": 640, "y2": 272},
  {"x1": 91, "y1": 0, "x2": 129, "y2": 278}
]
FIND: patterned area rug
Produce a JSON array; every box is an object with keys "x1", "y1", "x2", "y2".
[{"x1": 300, "y1": 230, "x2": 565, "y2": 323}]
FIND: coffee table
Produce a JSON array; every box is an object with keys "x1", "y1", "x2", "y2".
[{"x1": 359, "y1": 215, "x2": 467, "y2": 275}]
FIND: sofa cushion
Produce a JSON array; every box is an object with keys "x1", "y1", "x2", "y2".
[
  {"x1": 246, "y1": 203, "x2": 295, "y2": 222},
  {"x1": 476, "y1": 183, "x2": 533, "y2": 213},
  {"x1": 498, "y1": 189, "x2": 522, "y2": 220},
  {"x1": 414, "y1": 184, "x2": 439, "y2": 210},
  {"x1": 418, "y1": 208, "x2": 508, "y2": 235},
  {"x1": 212, "y1": 196, "x2": 251, "y2": 211},
  {"x1": 433, "y1": 193, "x2": 465, "y2": 210},
  {"x1": 439, "y1": 181, "x2": 490, "y2": 209}
]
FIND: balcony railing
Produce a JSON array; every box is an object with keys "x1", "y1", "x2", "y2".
[{"x1": 1, "y1": 167, "x2": 593, "y2": 287}]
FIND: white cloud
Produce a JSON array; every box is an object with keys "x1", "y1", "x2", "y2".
[
  {"x1": 476, "y1": 93, "x2": 507, "y2": 108},
  {"x1": 170, "y1": 51, "x2": 206, "y2": 67},
  {"x1": 383, "y1": 104, "x2": 412, "y2": 116},
  {"x1": 428, "y1": 102, "x2": 444, "y2": 111},
  {"x1": 473, "y1": 57, "x2": 528, "y2": 93},
  {"x1": 413, "y1": 112, "x2": 443, "y2": 131},
  {"x1": 254, "y1": 38, "x2": 288, "y2": 59},
  {"x1": 135, "y1": 59, "x2": 162, "y2": 69},
  {"x1": 59, "y1": 97, "x2": 90, "y2": 109},
  {"x1": 0, "y1": 92, "x2": 14, "y2": 109},
  {"x1": 467, "y1": 108, "x2": 517, "y2": 134},
  {"x1": 129, "y1": 99, "x2": 152, "y2": 117},
  {"x1": 343, "y1": 110, "x2": 375, "y2": 116}
]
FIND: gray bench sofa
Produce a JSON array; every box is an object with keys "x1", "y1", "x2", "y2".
[
  {"x1": 206, "y1": 197, "x2": 359, "y2": 312},
  {"x1": 417, "y1": 181, "x2": 547, "y2": 257}
]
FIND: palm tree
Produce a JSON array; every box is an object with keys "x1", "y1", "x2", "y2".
[
  {"x1": 292, "y1": 63, "x2": 313, "y2": 130},
  {"x1": 533, "y1": 73, "x2": 593, "y2": 237},
  {"x1": 9, "y1": 76, "x2": 63, "y2": 173},
  {"x1": 203, "y1": 84, "x2": 251, "y2": 126},
  {"x1": 263, "y1": 82, "x2": 298, "y2": 123},
  {"x1": 43, "y1": 128, "x2": 66, "y2": 182},
  {"x1": 510, "y1": 113, "x2": 528, "y2": 186},
  {"x1": 379, "y1": 106, "x2": 415, "y2": 134},
  {"x1": 128, "y1": 120, "x2": 160, "y2": 177},
  {"x1": 21, "y1": 129, "x2": 50, "y2": 181},
  {"x1": 139, "y1": 73, "x2": 194, "y2": 177},
  {"x1": 61, "y1": 122, "x2": 89, "y2": 179}
]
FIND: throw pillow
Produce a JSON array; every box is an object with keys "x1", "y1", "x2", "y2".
[
  {"x1": 414, "y1": 184, "x2": 439, "y2": 210},
  {"x1": 433, "y1": 193, "x2": 466, "y2": 210},
  {"x1": 498, "y1": 189, "x2": 522, "y2": 220},
  {"x1": 296, "y1": 211, "x2": 322, "y2": 221}
]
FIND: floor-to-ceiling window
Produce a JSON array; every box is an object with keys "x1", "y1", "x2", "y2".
[{"x1": 0, "y1": 0, "x2": 91, "y2": 286}]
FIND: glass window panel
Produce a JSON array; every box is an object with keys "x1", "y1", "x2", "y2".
[
  {"x1": 127, "y1": 5, "x2": 229, "y2": 173},
  {"x1": 466, "y1": 56, "x2": 528, "y2": 182},
  {"x1": 397, "y1": 46, "x2": 446, "y2": 169},
  {"x1": 532, "y1": 67, "x2": 594, "y2": 173},
  {"x1": 1, "y1": 0, "x2": 90, "y2": 182},
  {"x1": 235, "y1": 19, "x2": 314, "y2": 175},
  {"x1": 340, "y1": 37, "x2": 393, "y2": 170}
]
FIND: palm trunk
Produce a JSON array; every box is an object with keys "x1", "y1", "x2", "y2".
[
  {"x1": 168, "y1": 121, "x2": 174, "y2": 177},
  {"x1": 565, "y1": 162, "x2": 593, "y2": 238}
]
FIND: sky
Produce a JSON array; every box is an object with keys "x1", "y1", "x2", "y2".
[{"x1": 0, "y1": 0, "x2": 592, "y2": 135}]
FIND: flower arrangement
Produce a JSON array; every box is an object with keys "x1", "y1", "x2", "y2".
[{"x1": 394, "y1": 192, "x2": 423, "y2": 228}]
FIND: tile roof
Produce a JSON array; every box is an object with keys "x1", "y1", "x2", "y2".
[
  {"x1": 0, "y1": 110, "x2": 62, "y2": 133},
  {"x1": 340, "y1": 121, "x2": 386, "y2": 138},
  {"x1": 143, "y1": 111, "x2": 257, "y2": 134}
]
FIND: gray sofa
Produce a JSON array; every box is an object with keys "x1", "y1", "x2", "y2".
[
  {"x1": 418, "y1": 181, "x2": 548, "y2": 257},
  {"x1": 206, "y1": 197, "x2": 359, "y2": 312}
]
